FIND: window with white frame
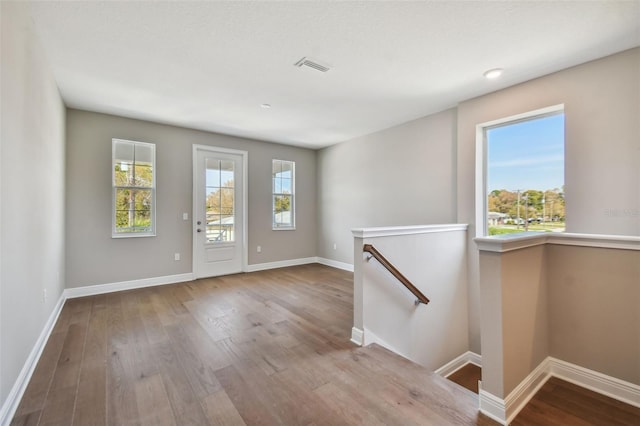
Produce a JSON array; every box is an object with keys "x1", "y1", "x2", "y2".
[
  {"x1": 112, "y1": 139, "x2": 156, "y2": 237},
  {"x1": 478, "y1": 105, "x2": 565, "y2": 237},
  {"x1": 272, "y1": 159, "x2": 295, "y2": 229}
]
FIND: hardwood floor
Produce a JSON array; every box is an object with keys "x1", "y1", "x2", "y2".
[
  {"x1": 446, "y1": 363, "x2": 640, "y2": 425},
  {"x1": 11, "y1": 264, "x2": 492, "y2": 425},
  {"x1": 447, "y1": 363, "x2": 481, "y2": 394},
  {"x1": 11, "y1": 264, "x2": 640, "y2": 425}
]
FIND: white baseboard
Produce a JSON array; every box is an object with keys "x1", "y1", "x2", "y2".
[
  {"x1": 479, "y1": 386, "x2": 507, "y2": 425},
  {"x1": 502, "y1": 357, "x2": 551, "y2": 424},
  {"x1": 316, "y1": 257, "x2": 354, "y2": 272},
  {"x1": 549, "y1": 357, "x2": 640, "y2": 409},
  {"x1": 64, "y1": 272, "x2": 195, "y2": 299},
  {"x1": 479, "y1": 356, "x2": 640, "y2": 425},
  {"x1": 0, "y1": 293, "x2": 66, "y2": 426},
  {"x1": 435, "y1": 351, "x2": 482, "y2": 377},
  {"x1": 245, "y1": 257, "x2": 318, "y2": 273},
  {"x1": 351, "y1": 327, "x2": 364, "y2": 345}
]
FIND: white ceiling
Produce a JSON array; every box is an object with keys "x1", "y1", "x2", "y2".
[{"x1": 28, "y1": 1, "x2": 640, "y2": 149}]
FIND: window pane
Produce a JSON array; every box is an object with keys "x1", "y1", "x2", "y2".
[
  {"x1": 272, "y1": 160, "x2": 282, "y2": 175},
  {"x1": 220, "y1": 188, "x2": 234, "y2": 210},
  {"x1": 274, "y1": 195, "x2": 292, "y2": 227},
  {"x1": 112, "y1": 139, "x2": 156, "y2": 237},
  {"x1": 134, "y1": 189, "x2": 152, "y2": 211},
  {"x1": 220, "y1": 160, "x2": 234, "y2": 187},
  {"x1": 206, "y1": 159, "x2": 221, "y2": 188},
  {"x1": 114, "y1": 141, "x2": 134, "y2": 163},
  {"x1": 486, "y1": 113, "x2": 564, "y2": 236},
  {"x1": 206, "y1": 223, "x2": 222, "y2": 242},
  {"x1": 135, "y1": 143, "x2": 153, "y2": 166},
  {"x1": 281, "y1": 161, "x2": 292, "y2": 178},
  {"x1": 206, "y1": 188, "x2": 220, "y2": 212},
  {"x1": 272, "y1": 159, "x2": 295, "y2": 229},
  {"x1": 281, "y1": 177, "x2": 292, "y2": 194},
  {"x1": 115, "y1": 188, "x2": 131, "y2": 210},
  {"x1": 134, "y1": 210, "x2": 152, "y2": 230},
  {"x1": 115, "y1": 210, "x2": 130, "y2": 231},
  {"x1": 133, "y1": 164, "x2": 153, "y2": 187}
]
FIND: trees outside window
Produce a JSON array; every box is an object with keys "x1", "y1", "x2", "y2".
[{"x1": 112, "y1": 139, "x2": 156, "y2": 237}]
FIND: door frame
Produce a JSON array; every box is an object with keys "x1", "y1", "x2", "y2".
[{"x1": 192, "y1": 144, "x2": 248, "y2": 277}]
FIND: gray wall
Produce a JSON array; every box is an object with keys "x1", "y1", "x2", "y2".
[
  {"x1": 66, "y1": 110, "x2": 317, "y2": 288},
  {"x1": 1, "y1": 2, "x2": 67, "y2": 407},
  {"x1": 317, "y1": 108, "x2": 457, "y2": 264},
  {"x1": 458, "y1": 47, "x2": 640, "y2": 354},
  {"x1": 547, "y1": 244, "x2": 639, "y2": 385},
  {"x1": 479, "y1": 240, "x2": 639, "y2": 399}
]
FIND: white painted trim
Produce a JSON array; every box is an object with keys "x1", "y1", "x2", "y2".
[
  {"x1": 479, "y1": 356, "x2": 640, "y2": 424},
  {"x1": 475, "y1": 232, "x2": 640, "y2": 253},
  {"x1": 362, "y1": 328, "x2": 406, "y2": 359},
  {"x1": 549, "y1": 357, "x2": 640, "y2": 409},
  {"x1": 475, "y1": 232, "x2": 547, "y2": 252},
  {"x1": 0, "y1": 293, "x2": 65, "y2": 426},
  {"x1": 350, "y1": 327, "x2": 364, "y2": 346},
  {"x1": 435, "y1": 351, "x2": 482, "y2": 377},
  {"x1": 549, "y1": 232, "x2": 640, "y2": 251},
  {"x1": 245, "y1": 257, "x2": 317, "y2": 273},
  {"x1": 65, "y1": 258, "x2": 353, "y2": 299},
  {"x1": 503, "y1": 357, "x2": 552, "y2": 424},
  {"x1": 479, "y1": 387, "x2": 507, "y2": 425},
  {"x1": 474, "y1": 104, "x2": 565, "y2": 239},
  {"x1": 316, "y1": 257, "x2": 354, "y2": 272},
  {"x1": 351, "y1": 224, "x2": 468, "y2": 239},
  {"x1": 64, "y1": 272, "x2": 194, "y2": 299}
]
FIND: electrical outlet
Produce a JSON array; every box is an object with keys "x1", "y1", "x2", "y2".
[
  {"x1": 174, "y1": 253, "x2": 180, "y2": 261},
  {"x1": 257, "y1": 245, "x2": 262, "y2": 253},
  {"x1": 333, "y1": 243, "x2": 337, "y2": 250}
]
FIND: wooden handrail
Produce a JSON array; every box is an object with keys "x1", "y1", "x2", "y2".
[{"x1": 363, "y1": 244, "x2": 430, "y2": 305}]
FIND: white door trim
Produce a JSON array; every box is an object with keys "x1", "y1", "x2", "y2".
[{"x1": 192, "y1": 144, "x2": 248, "y2": 277}]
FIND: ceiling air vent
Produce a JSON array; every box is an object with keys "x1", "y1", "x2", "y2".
[{"x1": 294, "y1": 57, "x2": 330, "y2": 73}]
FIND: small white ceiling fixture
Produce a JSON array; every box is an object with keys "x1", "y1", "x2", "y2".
[
  {"x1": 294, "y1": 57, "x2": 331, "y2": 73},
  {"x1": 261, "y1": 103, "x2": 272, "y2": 109},
  {"x1": 483, "y1": 68, "x2": 504, "y2": 79},
  {"x1": 27, "y1": 2, "x2": 640, "y2": 148}
]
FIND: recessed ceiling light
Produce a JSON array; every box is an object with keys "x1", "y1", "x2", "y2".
[
  {"x1": 483, "y1": 68, "x2": 504, "y2": 79},
  {"x1": 260, "y1": 103, "x2": 271, "y2": 109}
]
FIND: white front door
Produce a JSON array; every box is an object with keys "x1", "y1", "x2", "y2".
[{"x1": 193, "y1": 146, "x2": 246, "y2": 278}]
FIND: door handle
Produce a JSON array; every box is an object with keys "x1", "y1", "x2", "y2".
[
  {"x1": 197, "y1": 229, "x2": 202, "y2": 233},
  {"x1": 197, "y1": 220, "x2": 202, "y2": 225}
]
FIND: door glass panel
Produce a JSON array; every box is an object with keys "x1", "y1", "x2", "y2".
[
  {"x1": 205, "y1": 158, "x2": 235, "y2": 243},
  {"x1": 220, "y1": 160, "x2": 234, "y2": 187}
]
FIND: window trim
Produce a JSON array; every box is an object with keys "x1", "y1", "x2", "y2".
[
  {"x1": 112, "y1": 138, "x2": 157, "y2": 238},
  {"x1": 475, "y1": 104, "x2": 564, "y2": 238},
  {"x1": 272, "y1": 159, "x2": 296, "y2": 230}
]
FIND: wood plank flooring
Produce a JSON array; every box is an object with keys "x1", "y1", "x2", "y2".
[
  {"x1": 11, "y1": 264, "x2": 492, "y2": 425},
  {"x1": 446, "y1": 363, "x2": 640, "y2": 425},
  {"x1": 446, "y1": 363, "x2": 481, "y2": 394},
  {"x1": 11, "y1": 264, "x2": 640, "y2": 425}
]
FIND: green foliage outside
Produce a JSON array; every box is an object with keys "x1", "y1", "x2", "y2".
[
  {"x1": 206, "y1": 180, "x2": 234, "y2": 218},
  {"x1": 114, "y1": 162, "x2": 153, "y2": 232},
  {"x1": 488, "y1": 227, "x2": 523, "y2": 236},
  {"x1": 274, "y1": 194, "x2": 291, "y2": 214},
  {"x1": 488, "y1": 187, "x2": 566, "y2": 235},
  {"x1": 488, "y1": 188, "x2": 565, "y2": 221}
]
